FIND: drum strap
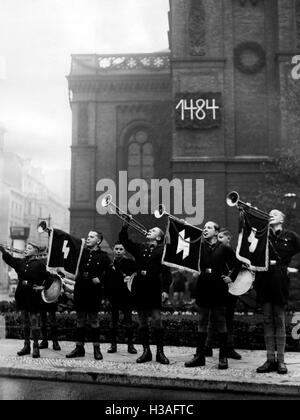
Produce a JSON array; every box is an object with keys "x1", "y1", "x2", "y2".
[{"x1": 268, "y1": 238, "x2": 282, "y2": 265}]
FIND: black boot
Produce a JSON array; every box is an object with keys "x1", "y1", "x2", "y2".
[
  {"x1": 32, "y1": 329, "x2": 40, "y2": 359},
  {"x1": 185, "y1": 333, "x2": 207, "y2": 368},
  {"x1": 53, "y1": 340, "x2": 61, "y2": 351},
  {"x1": 256, "y1": 360, "x2": 278, "y2": 373},
  {"x1": 277, "y1": 362, "x2": 288, "y2": 375},
  {"x1": 66, "y1": 327, "x2": 85, "y2": 358},
  {"x1": 226, "y1": 348, "x2": 242, "y2": 360},
  {"x1": 66, "y1": 345, "x2": 85, "y2": 358},
  {"x1": 32, "y1": 342, "x2": 40, "y2": 359},
  {"x1": 91, "y1": 327, "x2": 103, "y2": 360},
  {"x1": 18, "y1": 326, "x2": 31, "y2": 356},
  {"x1": 51, "y1": 326, "x2": 61, "y2": 351},
  {"x1": 218, "y1": 333, "x2": 228, "y2": 370},
  {"x1": 127, "y1": 328, "x2": 137, "y2": 354},
  {"x1": 108, "y1": 328, "x2": 117, "y2": 353},
  {"x1": 185, "y1": 353, "x2": 206, "y2": 368},
  {"x1": 156, "y1": 347, "x2": 170, "y2": 365},
  {"x1": 39, "y1": 340, "x2": 49, "y2": 349},
  {"x1": 137, "y1": 346, "x2": 152, "y2": 363},
  {"x1": 154, "y1": 328, "x2": 170, "y2": 365},
  {"x1": 39, "y1": 323, "x2": 48, "y2": 349},
  {"x1": 108, "y1": 343, "x2": 117, "y2": 353},
  {"x1": 17, "y1": 341, "x2": 31, "y2": 357},
  {"x1": 136, "y1": 327, "x2": 152, "y2": 364},
  {"x1": 128, "y1": 343, "x2": 138, "y2": 354},
  {"x1": 94, "y1": 345, "x2": 103, "y2": 361}
]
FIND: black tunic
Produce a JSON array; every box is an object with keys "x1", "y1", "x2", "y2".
[
  {"x1": 74, "y1": 247, "x2": 111, "y2": 312},
  {"x1": 119, "y1": 227, "x2": 172, "y2": 311},
  {"x1": 105, "y1": 257, "x2": 136, "y2": 308},
  {"x1": 255, "y1": 229, "x2": 300, "y2": 305},
  {"x1": 3, "y1": 252, "x2": 49, "y2": 313},
  {"x1": 196, "y1": 241, "x2": 241, "y2": 307}
]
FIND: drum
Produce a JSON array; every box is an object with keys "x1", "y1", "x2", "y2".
[
  {"x1": 228, "y1": 269, "x2": 255, "y2": 296},
  {"x1": 41, "y1": 274, "x2": 63, "y2": 304}
]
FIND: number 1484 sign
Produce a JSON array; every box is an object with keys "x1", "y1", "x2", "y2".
[{"x1": 175, "y1": 93, "x2": 222, "y2": 129}]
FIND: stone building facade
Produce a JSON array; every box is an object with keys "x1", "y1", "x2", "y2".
[
  {"x1": 0, "y1": 129, "x2": 70, "y2": 290},
  {"x1": 68, "y1": 0, "x2": 300, "y2": 246}
]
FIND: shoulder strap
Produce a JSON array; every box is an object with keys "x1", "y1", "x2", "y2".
[{"x1": 269, "y1": 236, "x2": 282, "y2": 263}]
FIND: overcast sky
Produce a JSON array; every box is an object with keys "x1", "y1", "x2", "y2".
[{"x1": 0, "y1": 0, "x2": 169, "y2": 173}]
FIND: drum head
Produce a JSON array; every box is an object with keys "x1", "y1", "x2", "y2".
[
  {"x1": 228, "y1": 269, "x2": 254, "y2": 296},
  {"x1": 42, "y1": 275, "x2": 62, "y2": 304}
]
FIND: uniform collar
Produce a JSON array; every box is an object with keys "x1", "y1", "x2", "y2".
[
  {"x1": 114, "y1": 256, "x2": 125, "y2": 263},
  {"x1": 204, "y1": 239, "x2": 219, "y2": 250},
  {"x1": 87, "y1": 246, "x2": 101, "y2": 253},
  {"x1": 25, "y1": 255, "x2": 38, "y2": 262},
  {"x1": 270, "y1": 228, "x2": 285, "y2": 238}
]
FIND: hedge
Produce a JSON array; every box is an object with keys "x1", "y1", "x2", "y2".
[{"x1": 1, "y1": 307, "x2": 300, "y2": 351}]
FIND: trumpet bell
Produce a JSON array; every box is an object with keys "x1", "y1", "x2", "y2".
[
  {"x1": 101, "y1": 194, "x2": 113, "y2": 208},
  {"x1": 226, "y1": 191, "x2": 239, "y2": 207},
  {"x1": 154, "y1": 204, "x2": 166, "y2": 219},
  {"x1": 38, "y1": 221, "x2": 48, "y2": 233}
]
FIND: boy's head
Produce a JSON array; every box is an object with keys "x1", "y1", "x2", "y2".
[
  {"x1": 146, "y1": 227, "x2": 164, "y2": 244},
  {"x1": 203, "y1": 221, "x2": 220, "y2": 240},
  {"x1": 269, "y1": 209, "x2": 285, "y2": 226},
  {"x1": 218, "y1": 229, "x2": 232, "y2": 246},
  {"x1": 25, "y1": 242, "x2": 39, "y2": 258},
  {"x1": 113, "y1": 242, "x2": 126, "y2": 260},
  {"x1": 86, "y1": 231, "x2": 103, "y2": 249}
]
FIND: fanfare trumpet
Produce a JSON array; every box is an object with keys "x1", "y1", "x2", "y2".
[
  {"x1": 226, "y1": 191, "x2": 270, "y2": 219},
  {"x1": 154, "y1": 204, "x2": 189, "y2": 224},
  {"x1": 0, "y1": 244, "x2": 24, "y2": 255},
  {"x1": 37, "y1": 220, "x2": 51, "y2": 234},
  {"x1": 101, "y1": 194, "x2": 148, "y2": 236},
  {"x1": 154, "y1": 204, "x2": 168, "y2": 219}
]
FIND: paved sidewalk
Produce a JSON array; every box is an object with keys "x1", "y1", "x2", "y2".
[{"x1": 0, "y1": 339, "x2": 300, "y2": 397}]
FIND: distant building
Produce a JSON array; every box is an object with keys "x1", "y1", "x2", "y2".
[
  {"x1": 45, "y1": 169, "x2": 70, "y2": 206},
  {"x1": 0, "y1": 128, "x2": 70, "y2": 290}
]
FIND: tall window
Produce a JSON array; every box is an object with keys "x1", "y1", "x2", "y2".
[
  {"x1": 127, "y1": 130, "x2": 154, "y2": 182},
  {"x1": 78, "y1": 106, "x2": 89, "y2": 144}
]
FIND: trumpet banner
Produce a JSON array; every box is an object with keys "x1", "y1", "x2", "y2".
[
  {"x1": 47, "y1": 229, "x2": 85, "y2": 277},
  {"x1": 236, "y1": 209, "x2": 270, "y2": 271},
  {"x1": 162, "y1": 218, "x2": 202, "y2": 274}
]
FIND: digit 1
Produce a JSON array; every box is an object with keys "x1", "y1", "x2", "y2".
[{"x1": 175, "y1": 99, "x2": 186, "y2": 121}]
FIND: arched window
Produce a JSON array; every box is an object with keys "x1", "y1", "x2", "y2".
[{"x1": 127, "y1": 130, "x2": 154, "y2": 182}]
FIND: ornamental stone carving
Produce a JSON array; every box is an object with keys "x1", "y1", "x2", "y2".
[
  {"x1": 189, "y1": 0, "x2": 206, "y2": 56},
  {"x1": 234, "y1": 42, "x2": 266, "y2": 75}
]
